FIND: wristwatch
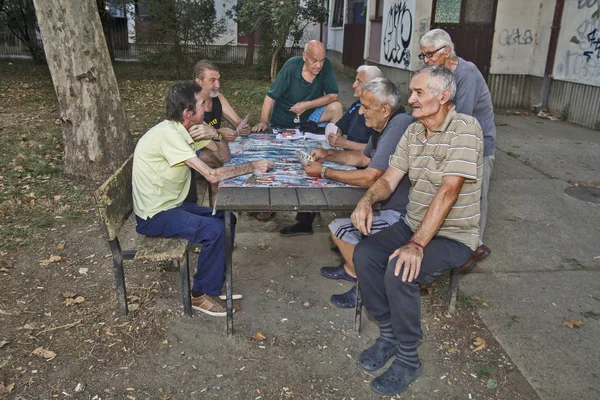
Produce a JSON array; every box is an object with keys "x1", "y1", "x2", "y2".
[{"x1": 213, "y1": 132, "x2": 222, "y2": 142}]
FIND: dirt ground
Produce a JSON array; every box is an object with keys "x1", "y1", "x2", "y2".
[{"x1": 1, "y1": 60, "x2": 539, "y2": 399}]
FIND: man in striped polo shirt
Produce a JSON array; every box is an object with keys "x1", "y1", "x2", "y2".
[{"x1": 350, "y1": 64, "x2": 483, "y2": 395}]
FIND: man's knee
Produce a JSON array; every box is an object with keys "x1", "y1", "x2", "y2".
[
  {"x1": 323, "y1": 101, "x2": 344, "y2": 123},
  {"x1": 353, "y1": 239, "x2": 372, "y2": 274}
]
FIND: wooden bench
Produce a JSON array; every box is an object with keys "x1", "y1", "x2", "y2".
[{"x1": 94, "y1": 155, "x2": 192, "y2": 316}]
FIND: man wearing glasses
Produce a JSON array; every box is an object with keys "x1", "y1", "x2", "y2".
[{"x1": 418, "y1": 28, "x2": 495, "y2": 274}]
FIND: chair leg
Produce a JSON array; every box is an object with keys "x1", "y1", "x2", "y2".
[
  {"x1": 354, "y1": 281, "x2": 363, "y2": 334},
  {"x1": 178, "y1": 249, "x2": 192, "y2": 317},
  {"x1": 224, "y1": 211, "x2": 234, "y2": 337},
  {"x1": 109, "y1": 239, "x2": 128, "y2": 316},
  {"x1": 448, "y1": 268, "x2": 460, "y2": 314}
]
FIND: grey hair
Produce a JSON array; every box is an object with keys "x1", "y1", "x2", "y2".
[
  {"x1": 419, "y1": 28, "x2": 456, "y2": 57},
  {"x1": 413, "y1": 64, "x2": 456, "y2": 102},
  {"x1": 356, "y1": 65, "x2": 383, "y2": 82},
  {"x1": 361, "y1": 77, "x2": 401, "y2": 110}
]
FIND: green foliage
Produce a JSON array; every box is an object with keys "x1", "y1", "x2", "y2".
[
  {"x1": 0, "y1": 0, "x2": 44, "y2": 62},
  {"x1": 230, "y1": 0, "x2": 328, "y2": 80},
  {"x1": 137, "y1": 0, "x2": 228, "y2": 78}
]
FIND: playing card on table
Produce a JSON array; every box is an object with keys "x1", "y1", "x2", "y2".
[
  {"x1": 295, "y1": 149, "x2": 313, "y2": 166},
  {"x1": 236, "y1": 114, "x2": 249, "y2": 133}
]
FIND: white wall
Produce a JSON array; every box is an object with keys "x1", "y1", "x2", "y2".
[
  {"x1": 327, "y1": 0, "x2": 346, "y2": 52},
  {"x1": 490, "y1": 0, "x2": 550, "y2": 75},
  {"x1": 553, "y1": 0, "x2": 600, "y2": 86}
]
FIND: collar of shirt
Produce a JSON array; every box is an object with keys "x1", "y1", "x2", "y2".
[{"x1": 413, "y1": 106, "x2": 457, "y2": 143}]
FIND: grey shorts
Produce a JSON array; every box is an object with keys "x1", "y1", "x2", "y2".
[{"x1": 328, "y1": 209, "x2": 404, "y2": 245}]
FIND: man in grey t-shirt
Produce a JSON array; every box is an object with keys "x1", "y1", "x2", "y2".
[
  {"x1": 302, "y1": 78, "x2": 413, "y2": 308},
  {"x1": 419, "y1": 28, "x2": 494, "y2": 274}
]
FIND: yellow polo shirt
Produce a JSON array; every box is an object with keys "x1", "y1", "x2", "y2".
[{"x1": 132, "y1": 120, "x2": 211, "y2": 219}]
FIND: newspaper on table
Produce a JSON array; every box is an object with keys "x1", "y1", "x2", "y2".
[{"x1": 274, "y1": 128, "x2": 327, "y2": 141}]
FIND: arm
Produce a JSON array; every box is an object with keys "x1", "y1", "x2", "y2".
[
  {"x1": 290, "y1": 93, "x2": 339, "y2": 116},
  {"x1": 351, "y1": 167, "x2": 406, "y2": 235},
  {"x1": 454, "y1": 73, "x2": 477, "y2": 115},
  {"x1": 388, "y1": 175, "x2": 465, "y2": 283},
  {"x1": 220, "y1": 94, "x2": 250, "y2": 136},
  {"x1": 184, "y1": 157, "x2": 274, "y2": 184},
  {"x1": 252, "y1": 95, "x2": 275, "y2": 132},
  {"x1": 328, "y1": 133, "x2": 367, "y2": 151},
  {"x1": 304, "y1": 163, "x2": 384, "y2": 187},
  {"x1": 210, "y1": 139, "x2": 231, "y2": 162},
  {"x1": 310, "y1": 148, "x2": 370, "y2": 167}
]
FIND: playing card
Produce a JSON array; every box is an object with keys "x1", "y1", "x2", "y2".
[
  {"x1": 236, "y1": 114, "x2": 249, "y2": 133},
  {"x1": 325, "y1": 123, "x2": 338, "y2": 137},
  {"x1": 295, "y1": 149, "x2": 313, "y2": 166}
]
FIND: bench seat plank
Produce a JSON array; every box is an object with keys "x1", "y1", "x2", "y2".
[{"x1": 135, "y1": 236, "x2": 189, "y2": 262}]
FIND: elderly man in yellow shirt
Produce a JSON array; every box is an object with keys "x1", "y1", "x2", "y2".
[{"x1": 132, "y1": 81, "x2": 273, "y2": 317}]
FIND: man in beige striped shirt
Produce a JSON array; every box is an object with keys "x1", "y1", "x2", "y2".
[{"x1": 350, "y1": 64, "x2": 483, "y2": 396}]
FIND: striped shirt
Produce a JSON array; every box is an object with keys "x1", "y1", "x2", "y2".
[{"x1": 389, "y1": 107, "x2": 483, "y2": 250}]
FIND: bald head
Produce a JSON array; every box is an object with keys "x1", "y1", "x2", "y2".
[{"x1": 304, "y1": 40, "x2": 325, "y2": 54}]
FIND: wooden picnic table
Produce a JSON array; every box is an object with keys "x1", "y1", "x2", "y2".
[{"x1": 215, "y1": 134, "x2": 367, "y2": 336}]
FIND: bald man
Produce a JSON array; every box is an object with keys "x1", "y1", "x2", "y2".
[{"x1": 252, "y1": 40, "x2": 344, "y2": 131}]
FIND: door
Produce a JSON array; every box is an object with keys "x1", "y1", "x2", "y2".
[{"x1": 431, "y1": 0, "x2": 497, "y2": 80}]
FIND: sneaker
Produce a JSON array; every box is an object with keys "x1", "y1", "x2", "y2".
[
  {"x1": 279, "y1": 223, "x2": 313, "y2": 237},
  {"x1": 191, "y1": 294, "x2": 232, "y2": 317},
  {"x1": 219, "y1": 283, "x2": 243, "y2": 300}
]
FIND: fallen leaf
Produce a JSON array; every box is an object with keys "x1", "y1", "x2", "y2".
[
  {"x1": 56, "y1": 241, "x2": 66, "y2": 249},
  {"x1": 471, "y1": 295, "x2": 483, "y2": 301},
  {"x1": 64, "y1": 296, "x2": 85, "y2": 306},
  {"x1": 256, "y1": 243, "x2": 267, "y2": 250},
  {"x1": 0, "y1": 382, "x2": 15, "y2": 394},
  {"x1": 487, "y1": 379, "x2": 498, "y2": 390},
  {"x1": 78, "y1": 267, "x2": 89, "y2": 275},
  {"x1": 38, "y1": 255, "x2": 65, "y2": 264},
  {"x1": 446, "y1": 347, "x2": 458, "y2": 354},
  {"x1": 473, "y1": 337, "x2": 487, "y2": 352},
  {"x1": 53, "y1": 195, "x2": 62, "y2": 201},
  {"x1": 563, "y1": 319, "x2": 584, "y2": 329},
  {"x1": 22, "y1": 323, "x2": 37, "y2": 330},
  {"x1": 251, "y1": 331, "x2": 266, "y2": 341},
  {"x1": 32, "y1": 346, "x2": 57, "y2": 359}
]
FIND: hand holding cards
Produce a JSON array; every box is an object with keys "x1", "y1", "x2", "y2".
[
  {"x1": 295, "y1": 149, "x2": 313, "y2": 166},
  {"x1": 236, "y1": 114, "x2": 249, "y2": 134}
]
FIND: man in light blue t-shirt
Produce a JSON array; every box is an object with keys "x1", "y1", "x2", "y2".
[{"x1": 419, "y1": 28, "x2": 494, "y2": 274}]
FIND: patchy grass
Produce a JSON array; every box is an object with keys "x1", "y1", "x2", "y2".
[{"x1": 0, "y1": 59, "x2": 271, "y2": 251}]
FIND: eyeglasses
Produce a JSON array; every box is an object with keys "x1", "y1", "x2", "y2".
[{"x1": 418, "y1": 46, "x2": 446, "y2": 60}]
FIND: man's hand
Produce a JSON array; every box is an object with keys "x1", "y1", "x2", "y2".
[
  {"x1": 237, "y1": 123, "x2": 251, "y2": 136},
  {"x1": 252, "y1": 159, "x2": 275, "y2": 173},
  {"x1": 388, "y1": 242, "x2": 424, "y2": 283},
  {"x1": 327, "y1": 132, "x2": 346, "y2": 148},
  {"x1": 290, "y1": 102, "x2": 310, "y2": 116},
  {"x1": 309, "y1": 148, "x2": 329, "y2": 162},
  {"x1": 219, "y1": 128, "x2": 238, "y2": 142},
  {"x1": 252, "y1": 121, "x2": 268, "y2": 132},
  {"x1": 351, "y1": 199, "x2": 374, "y2": 236},
  {"x1": 302, "y1": 160, "x2": 322, "y2": 177},
  {"x1": 189, "y1": 123, "x2": 217, "y2": 140}
]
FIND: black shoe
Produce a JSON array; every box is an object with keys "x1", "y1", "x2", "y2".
[
  {"x1": 279, "y1": 223, "x2": 313, "y2": 237},
  {"x1": 330, "y1": 286, "x2": 357, "y2": 308},
  {"x1": 370, "y1": 358, "x2": 422, "y2": 395}
]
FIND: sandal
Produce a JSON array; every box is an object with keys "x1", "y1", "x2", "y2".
[{"x1": 320, "y1": 264, "x2": 357, "y2": 282}]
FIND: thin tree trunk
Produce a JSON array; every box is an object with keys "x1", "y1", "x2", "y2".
[
  {"x1": 270, "y1": 46, "x2": 282, "y2": 82},
  {"x1": 32, "y1": 0, "x2": 133, "y2": 179},
  {"x1": 245, "y1": 32, "x2": 255, "y2": 66}
]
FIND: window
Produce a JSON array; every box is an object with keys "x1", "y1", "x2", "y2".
[
  {"x1": 434, "y1": 0, "x2": 461, "y2": 24},
  {"x1": 332, "y1": 0, "x2": 344, "y2": 27}
]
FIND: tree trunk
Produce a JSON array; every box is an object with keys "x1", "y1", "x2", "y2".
[
  {"x1": 245, "y1": 32, "x2": 255, "y2": 66},
  {"x1": 270, "y1": 46, "x2": 282, "y2": 82},
  {"x1": 32, "y1": 0, "x2": 133, "y2": 179}
]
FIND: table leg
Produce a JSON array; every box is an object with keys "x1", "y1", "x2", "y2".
[{"x1": 225, "y1": 211, "x2": 234, "y2": 337}]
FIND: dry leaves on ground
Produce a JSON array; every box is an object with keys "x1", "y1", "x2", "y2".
[
  {"x1": 31, "y1": 346, "x2": 56, "y2": 359},
  {"x1": 251, "y1": 331, "x2": 266, "y2": 341},
  {"x1": 473, "y1": 337, "x2": 487, "y2": 352},
  {"x1": 563, "y1": 319, "x2": 584, "y2": 329},
  {"x1": 62, "y1": 292, "x2": 85, "y2": 306},
  {"x1": 38, "y1": 255, "x2": 66, "y2": 264},
  {"x1": 0, "y1": 382, "x2": 15, "y2": 396}
]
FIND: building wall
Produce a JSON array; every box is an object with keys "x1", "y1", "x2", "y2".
[
  {"x1": 552, "y1": 0, "x2": 600, "y2": 87},
  {"x1": 328, "y1": 0, "x2": 346, "y2": 52}
]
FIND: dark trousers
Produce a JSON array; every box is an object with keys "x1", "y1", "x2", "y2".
[
  {"x1": 353, "y1": 219, "x2": 472, "y2": 345},
  {"x1": 136, "y1": 202, "x2": 236, "y2": 296},
  {"x1": 295, "y1": 212, "x2": 316, "y2": 226}
]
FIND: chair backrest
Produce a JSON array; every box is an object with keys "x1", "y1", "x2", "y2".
[{"x1": 94, "y1": 155, "x2": 134, "y2": 241}]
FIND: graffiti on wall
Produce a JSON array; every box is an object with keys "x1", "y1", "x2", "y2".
[
  {"x1": 554, "y1": 2, "x2": 600, "y2": 86},
  {"x1": 380, "y1": 0, "x2": 415, "y2": 69},
  {"x1": 498, "y1": 28, "x2": 534, "y2": 46}
]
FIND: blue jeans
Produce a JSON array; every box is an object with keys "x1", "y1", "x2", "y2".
[{"x1": 135, "y1": 202, "x2": 236, "y2": 296}]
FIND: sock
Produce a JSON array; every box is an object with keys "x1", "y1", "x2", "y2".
[
  {"x1": 377, "y1": 318, "x2": 396, "y2": 344},
  {"x1": 396, "y1": 342, "x2": 421, "y2": 369}
]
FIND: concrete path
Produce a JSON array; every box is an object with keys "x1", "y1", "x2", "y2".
[{"x1": 336, "y1": 71, "x2": 600, "y2": 399}]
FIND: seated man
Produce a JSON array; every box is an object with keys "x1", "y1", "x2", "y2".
[
  {"x1": 301, "y1": 78, "x2": 412, "y2": 308},
  {"x1": 419, "y1": 29, "x2": 495, "y2": 273},
  {"x1": 251, "y1": 40, "x2": 343, "y2": 132},
  {"x1": 351, "y1": 65, "x2": 483, "y2": 395},
  {"x1": 132, "y1": 81, "x2": 273, "y2": 317},
  {"x1": 327, "y1": 65, "x2": 384, "y2": 152},
  {"x1": 280, "y1": 65, "x2": 386, "y2": 236}
]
